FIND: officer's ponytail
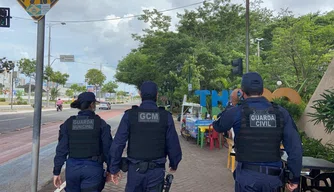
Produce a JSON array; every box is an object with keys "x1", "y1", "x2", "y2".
[
  {"x1": 80, "y1": 101, "x2": 93, "y2": 111},
  {"x1": 70, "y1": 100, "x2": 80, "y2": 109},
  {"x1": 70, "y1": 100, "x2": 93, "y2": 110}
]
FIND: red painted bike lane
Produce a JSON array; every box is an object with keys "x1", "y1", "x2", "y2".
[{"x1": 0, "y1": 109, "x2": 124, "y2": 165}]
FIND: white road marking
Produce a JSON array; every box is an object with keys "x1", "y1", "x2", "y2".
[{"x1": 0, "y1": 117, "x2": 25, "y2": 122}]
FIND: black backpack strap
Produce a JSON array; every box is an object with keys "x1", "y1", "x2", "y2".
[{"x1": 240, "y1": 101, "x2": 250, "y2": 110}]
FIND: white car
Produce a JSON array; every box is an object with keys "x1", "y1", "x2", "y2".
[{"x1": 99, "y1": 102, "x2": 111, "y2": 110}]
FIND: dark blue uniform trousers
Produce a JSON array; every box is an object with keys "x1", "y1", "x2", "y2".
[
  {"x1": 65, "y1": 159, "x2": 105, "y2": 192},
  {"x1": 234, "y1": 163, "x2": 283, "y2": 192},
  {"x1": 125, "y1": 164, "x2": 165, "y2": 192}
]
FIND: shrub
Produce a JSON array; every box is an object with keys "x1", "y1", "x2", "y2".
[
  {"x1": 299, "y1": 131, "x2": 334, "y2": 163},
  {"x1": 0, "y1": 98, "x2": 5, "y2": 102},
  {"x1": 308, "y1": 89, "x2": 334, "y2": 134},
  {"x1": 272, "y1": 97, "x2": 305, "y2": 122},
  {"x1": 16, "y1": 101, "x2": 28, "y2": 105}
]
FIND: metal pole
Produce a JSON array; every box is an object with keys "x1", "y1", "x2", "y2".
[
  {"x1": 28, "y1": 76, "x2": 32, "y2": 104},
  {"x1": 257, "y1": 41, "x2": 260, "y2": 57},
  {"x1": 46, "y1": 24, "x2": 51, "y2": 107},
  {"x1": 246, "y1": 0, "x2": 250, "y2": 73},
  {"x1": 100, "y1": 63, "x2": 102, "y2": 100},
  {"x1": 10, "y1": 68, "x2": 14, "y2": 110},
  {"x1": 188, "y1": 64, "x2": 190, "y2": 97},
  {"x1": 31, "y1": 16, "x2": 45, "y2": 192}
]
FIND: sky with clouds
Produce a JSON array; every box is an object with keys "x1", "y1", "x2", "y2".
[{"x1": 0, "y1": 0, "x2": 333, "y2": 94}]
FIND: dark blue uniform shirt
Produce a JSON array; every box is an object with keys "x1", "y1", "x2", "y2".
[
  {"x1": 109, "y1": 100, "x2": 182, "y2": 174},
  {"x1": 53, "y1": 110, "x2": 113, "y2": 175},
  {"x1": 214, "y1": 97, "x2": 303, "y2": 183}
]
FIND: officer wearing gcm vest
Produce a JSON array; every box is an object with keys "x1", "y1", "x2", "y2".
[
  {"x1": 53, "y1": 92, "x2": 113, "y2": 192},
  {"x1": 109, "y1": 81, "x2": 182, "y2": 192},
  {"x1": 213, "y1": 72, "x2": 302, "y2": 192}
]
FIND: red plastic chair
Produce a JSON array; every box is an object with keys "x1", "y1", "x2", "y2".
[{"x1": 207, "y1": 124, "x2": 220, "y2": 150}]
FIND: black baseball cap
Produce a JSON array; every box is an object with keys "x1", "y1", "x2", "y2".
[{"x1": 241, "y1": 72, "x2": 264, "y2": 95}]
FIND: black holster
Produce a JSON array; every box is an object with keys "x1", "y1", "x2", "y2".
[
  {"x1": 164, "y1": 174, "x2": 174, "y2": 192},
  {"x1": 120, "y1": 157, "x2": 129, "y2": 172},
  {"x1": 99, "y1": 172, "x2": 107, "y2": 191},
  {"x1": 282, "y1": 169, "x2": 293, "y2": 184}
]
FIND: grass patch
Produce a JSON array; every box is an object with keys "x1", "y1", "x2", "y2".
[{"x1": 0, "y1": 102, "x2": 9, "y2": 105}]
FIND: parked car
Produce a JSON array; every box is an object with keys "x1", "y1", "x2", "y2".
[{"x1": 99, "y1": 102, "x2": 111, "y2": 110}]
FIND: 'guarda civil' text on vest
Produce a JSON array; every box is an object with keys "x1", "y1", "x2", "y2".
[
  {"x1": 235, "y1": 102, "x2": 284, "y2": 162},
  {"x1": 67, "y1": 115, "x2": 102, "y2": 159}
]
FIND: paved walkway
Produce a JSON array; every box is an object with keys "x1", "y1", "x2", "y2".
[{"x1": 103, "y1": 120, "x2": 235, "y2": 192}]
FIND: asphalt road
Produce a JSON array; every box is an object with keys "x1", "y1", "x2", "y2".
[
  {"x1": 0, "y1": 104, "x2": 133, "y2": 134},
  {"x1": 0, "y1": 106, "x2": 131, "y2": 192}
]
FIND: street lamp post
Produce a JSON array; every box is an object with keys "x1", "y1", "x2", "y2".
[
  {"x1": 46, "y1": 22, "x2": 66, "y2": 107},
  {"x1": 245, "y1": 0, "x2": 250, "y2": 73},
  {"x1": 255, "y1": 38, "x2": 264, "y2": 57}
]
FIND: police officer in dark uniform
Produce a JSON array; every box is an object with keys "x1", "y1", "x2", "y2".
[
  {"x1": 53, "y1": 92, "x2": 113, "y2": 192},
  {"x1": 213, "y1": 72, "x2": 303, "y2": 192},
  {"x1": 109, "y1": 81, "x2": 182, "y2": 192}
]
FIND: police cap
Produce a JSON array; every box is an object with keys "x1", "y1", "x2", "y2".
[
  {"x1": 140, "y1": 81, "x2": 158, "y2": 100},
  {"x1": 241, "y1": 72, "x2": 264, "y2": 95},
  {"x1": 77, "y1": 92, "x2": 98, "y2": 104}
]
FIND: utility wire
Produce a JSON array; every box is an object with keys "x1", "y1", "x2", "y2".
[{"x1": 11, "y1": 1, "x2": 205, "y2": 23}]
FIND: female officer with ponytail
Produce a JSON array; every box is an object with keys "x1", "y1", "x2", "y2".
[{"x1": 53, "y1": 92, "x2": 113, "y2": 192}]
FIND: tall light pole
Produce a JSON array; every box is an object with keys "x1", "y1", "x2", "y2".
[
  {"x1": 245, "y1": 0, "x2": 250, "y2": 73},
  {"x1": 256, "y1": 38, "x2": 264, "y2": 57},
  {"x1": 46, "y1": 22, "x2": 66, "y2": 107},
  {"x1": 99, "y1": 63, "x2": 102, "y2": 100}
]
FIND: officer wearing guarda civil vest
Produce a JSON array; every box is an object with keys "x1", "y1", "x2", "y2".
[
  {"x1": 213, "y1": 72, "x2": 302, "y2": 192},
  {"x1": 53, "y1": 92, "x2": 113, "y2": 192},
  {"x1": 109, "y1": 81, "x2": 182, "y2": 192}
]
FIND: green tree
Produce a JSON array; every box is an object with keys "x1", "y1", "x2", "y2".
[
  {"x1": 50, "y1": 88, "x2": 60, "y2": 101},
  {"x1": 50, "y1": 71, "x2": 70, "y2": 89},
  {"x1": 17, "y1": 58, "x2": 36, "y2": 104},
  {"x1": 102, "y1": 81, "x2": 118, "y2": 93},
  {"x1": 263, "y1": 14, "x2": 334, "y2": 100},
  {"x1": 65, "y1": 89, "x2": 74, "y2": 98},
  {"x1": 85, "y1": 69, "x2": 106, "y2": 95},
  {"x1": 70, "y1": 83, "x2": 86, "y2": 96},
  {"x1": 116, "y1": 52, "x2": 158, "y2": 88}
]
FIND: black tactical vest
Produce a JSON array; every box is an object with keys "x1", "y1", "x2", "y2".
[
  {"x1": 67, "y1": 115, "x2": 101, "y2": 159},
  {"x1": 235, "y1": 102, "x2": 284, "y2": 162},
  {"x1": 127, "y1": 106, "x2": 169, "y2": 161}
]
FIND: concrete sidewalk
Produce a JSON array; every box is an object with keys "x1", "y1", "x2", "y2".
[{"x1": 103, "y1": 120, "x2": 234, "y2": 192}]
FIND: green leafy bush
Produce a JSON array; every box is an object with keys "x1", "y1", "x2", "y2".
[
  {"x1": 308, "y1": 89, "x2": 334, "y2": 134},
  {"x1": 299, "y1": 131, "x2": 334, "y2": 163},
  {"x1": 16, "y1": 101, "x2": 28, "y2": 105},
  {"x1": 0, "y1": 98, "x2": 5, "y2": 102},
  {"x1": 272, "y1": 97, "x2": 305, "y2": 122}
]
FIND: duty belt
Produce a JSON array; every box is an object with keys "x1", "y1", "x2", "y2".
[
  {"x1": 89, "y1": 155, "x2": 103, "y2": 163},
  {"x1": 135, "y1": 161, "x2": 165, "y2": 174},
  {"x1": 241, "y1": 164, "x2": 282, "y2": 176}
]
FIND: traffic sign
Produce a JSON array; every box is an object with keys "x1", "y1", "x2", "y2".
[
  {"x1": 188, "y1": 84, "x2": 192, "y2": 91},
  {"x1": 17, "y1": 0, "x2": 59, "y2": 21},
  {"x1": 60, "y1": 55, "x2": 75, "y2": 62}
]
